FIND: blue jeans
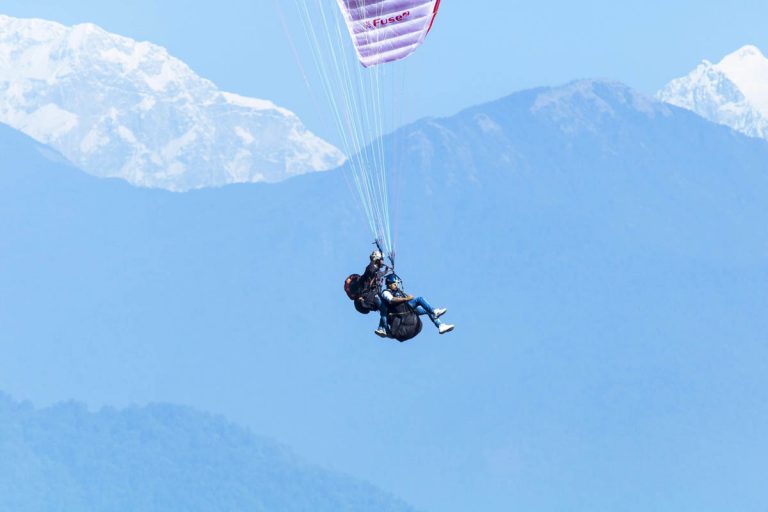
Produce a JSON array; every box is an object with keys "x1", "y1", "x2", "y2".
[
  {"x1": 408, "y1": 296, "x2": 442, "y2": 327},
  {"x1": 377, "y1": 297, "x2": 388, "y2": 330}
]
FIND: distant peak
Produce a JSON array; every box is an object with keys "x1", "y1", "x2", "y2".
[
  {"x1": 0, "y1": 13, "x2": 345, "y2": 190},
  {"x1": 534, "y1": 79, "x2": 659, "y2": 112},
  {"x1": 718, "y1": 45, "x2": 768, "y2": 68},
  {"x1": 658, "y1": 45, "x2": 768, "y2": 139},
  {"x1": 67, "y1": 22, "x2": 107, "y2": 47},
  {"x1": 715, "y1": 45, "x2": 768, "y2": 116},
  {"x1": 731, "y1": 45, "x2": 765, "y2": 59},
  {"x1": 70, "y1": 22, "x2": 103, "y2": 35}
]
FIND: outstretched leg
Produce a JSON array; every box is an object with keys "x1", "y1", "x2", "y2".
[
  {"x1": 408, "y1": 296, "x2": 433, "y2": 313},
  {"x1": 409, "y1": 297, "x2": 454, "y2": 334},
  {"x1": 409, "y1": 297, "x2": 442, "y2": 327},
  {"x1": 410, "y1": 306, "x2": 436, "y2": 325}
]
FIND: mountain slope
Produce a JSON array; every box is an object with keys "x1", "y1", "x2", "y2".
[
  {"x1": 0, "y1": 393, "x2": 415, "y2": 512},
  {"x1": 658, "y1": 45, "x2": 768, "y2": 139},
  {"x1": 1, "y1": 80, "x2": 768, "y2": 512},
  {"x1": 0, "y1": 14, "x2": 344, "y2": 191}
]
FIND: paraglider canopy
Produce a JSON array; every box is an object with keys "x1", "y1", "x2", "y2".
[{"x1": 336, "y1": 0, "x2": 442, "y2": 67}]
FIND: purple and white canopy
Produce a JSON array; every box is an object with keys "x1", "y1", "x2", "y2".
[{"x1": 336, "y1": 0, "x2": 441, "y2": 67}]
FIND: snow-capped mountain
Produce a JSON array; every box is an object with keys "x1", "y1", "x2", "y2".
[
  {"x1": 0, "y1": 14, "x2": 344, "y2": 191},
  {"x1": 658, "y1": 45, "x2": 768, "y2": 140}
]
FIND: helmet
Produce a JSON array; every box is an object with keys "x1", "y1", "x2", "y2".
[
  {"x1": 370, "y1": 250, "x2": 383, "y2": 262},
  {"x1": 385, "y1": 274, "x2": 401, "y2": 287}
]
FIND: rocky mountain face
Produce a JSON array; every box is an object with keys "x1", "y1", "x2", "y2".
[
  {"x1": 0, "y1": 14, "x2": 344, "y2": 191},
  {"x1": 658, "y1": 45, "x2": 768, "y2": 140}
]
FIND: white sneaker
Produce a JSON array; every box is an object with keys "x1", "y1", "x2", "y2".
[
  {"x1": 374, "y1": 328, "x2": 388, "y2": 338},
  {"x1": 438, "y1": 324, "x2": 455, "y2": 335},
  {"x1": 433, "y1": 308, "x2": 447, "y2": 319}
]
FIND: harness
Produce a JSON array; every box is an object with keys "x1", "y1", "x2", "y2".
[
  {"x1": 384, "y1": 289, "x2": 412, "y2": 315},
  {"x1": 365, "y1": 266, "x2": 384, "y2": 291},
  {"x1": 383, "y1": 287, "x2": 422, "y2": 342}
]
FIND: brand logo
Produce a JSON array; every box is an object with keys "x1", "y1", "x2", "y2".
[{"x1": 365, "y1": 11, "x2": 410, "y2": 29}]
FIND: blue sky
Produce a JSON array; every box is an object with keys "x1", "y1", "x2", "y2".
[
  {"x1": 3, "y1": 0, "x2": 768, "y2": 139},
  {"x1": 2, "y1": 3, "x2": 768, "y2": 511}
]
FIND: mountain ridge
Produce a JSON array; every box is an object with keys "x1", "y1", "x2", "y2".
[
  {"x1": 0, "y1": 14, "x2": 344, "y2": 191},
  {"x1": 0, "y1": 391, "x2": 417, "y2": 512}
]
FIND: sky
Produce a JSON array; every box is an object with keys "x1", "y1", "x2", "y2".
[
  {"x1": 2, "y1": 2, "x2": 768, "y2": 511},
  {"x1": 3, "y1": 0, "x2": 768, "y2": 142}
]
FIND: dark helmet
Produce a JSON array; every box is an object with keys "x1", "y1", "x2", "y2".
[{"x1": 385, "y1": 274, "x2": 401, "y2": 287}]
